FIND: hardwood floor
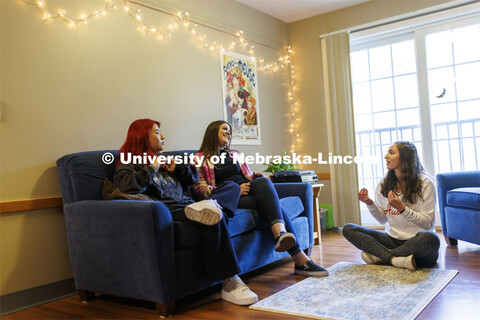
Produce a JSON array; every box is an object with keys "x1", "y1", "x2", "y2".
[{"x1": 4, "y1": 230, "x2": 480, "y2": 319}]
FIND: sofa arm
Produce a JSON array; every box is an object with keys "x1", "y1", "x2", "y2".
[
  {"x1": 436, "y1": 171, "x2": 480, "y2": 235},
  {"x1": 274, "y1": 182, "x2": 314, "y2": 246},
  {"x1": 63, "y1": 200, "x2": 176, "y2": 304}
]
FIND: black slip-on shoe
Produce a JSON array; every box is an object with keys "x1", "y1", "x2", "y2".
[
  {"x1": 295, "y1": 260, "x2": 329, "y2": 277},
  {"x1": 274, "y1": 232, "x2": 296, "y2": 252}
]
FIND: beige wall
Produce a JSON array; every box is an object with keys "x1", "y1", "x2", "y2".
[
  {"x1": 0, "y1": 0, "x2": 461, "y2": 297},
  {"x1": 288, "y1": 0, "x2": 458, "y2": 223},
  {"x1": 0, "y1": 0, "x2": 289, "y2": 295}
]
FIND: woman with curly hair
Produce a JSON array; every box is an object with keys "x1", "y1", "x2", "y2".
[{"x1": 343, "y1": 141, "x2": 440, "y2": 270}]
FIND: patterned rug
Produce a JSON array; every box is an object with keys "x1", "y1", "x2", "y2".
[{"x1": 250, "y1": 262, "x2": 457, "y2": 320}]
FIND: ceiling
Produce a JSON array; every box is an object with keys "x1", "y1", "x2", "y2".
[{"x1": 234, "y1": 0, "x2": 371, "y2": 23}]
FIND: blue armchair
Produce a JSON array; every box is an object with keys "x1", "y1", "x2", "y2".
[
  {"x1": 56, "y1": 150, "x2": 314, "y2": 316},
  {"x1": 436, "y1": 170, "x2": 480, "y2": 246}
]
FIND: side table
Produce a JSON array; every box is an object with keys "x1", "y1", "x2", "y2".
[{"x1": 312, "y1": 183, "x2": 324, "y2": 245}]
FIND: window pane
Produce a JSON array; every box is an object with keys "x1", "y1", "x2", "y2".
[
  {"x1": 428, "y1": 67, "x2": 456, "y2": 104},
  {"x1": 461, "y1": 122, "x2": 474, "y2": 137},
  {"x1": 380, "y1": 131, "x2": 391, "y2": 144},
  {"x1": 426, "y1": 30, "x2": 453, "y2": 68},
  {"x1": 371, "y1": 78, "x2": 394, "y2": 111},
  {"x1": 450, "y1": 139, "x2": 461, "y2": 172},
  {"x1": 476, "y1": 138, "x2": 480, "y2": 168},
  {"x1": 430, "y1": 103, "x2": 457, "y2": 125},
  {"x1": 394, "y1": 74, "x2": 419, "y2": 109},
  {"x1": 392, "y1": 40, "x2": 416, "y2": 75},
  {"x1": 355, "y1": 114, "x2": 373, "y2": 132},
  {"x1": 462, "y1": 138, "x2": 477, "y2": 170},
  {"x1": 369, "y1": 45, "x2": 392, "y2": 79},
  {"x1": 360, "y1": 133, "x2": 371, "y2": 145},
  {"x1": 413, "y1": 127, "x2": 422, "y2": 141},
  {"x1": 401, "y1": 128, "x2": 413, "y2": 141},
  {"x1": 374, "y1": 112, "x2": 396, "y2": 129},
  {"x1": 452, "y1": 24, "x2": 480, "y2": 64},
  {"x1": 475, "y1": 121, "x2": 480, "y2": 136},
  {"x1": 449, "y1": 124, "x2": 458, "y2": 139},
  {"x1": 458, "y1": 100, "x2": 480, "y2": 121},
  {"x1": 397, "y1": 109, "x2": 420, "y2": 127},
  {"x1": 435, "y1": 124, "x2": 448, "y2": 139},
  {"x1": 436, "y1": 140, "x2": 451, "y2": 172},
  {"x1": 351, "y1": 50, "x2": 370, "y2": 83},
  {"x1": 415, "y1": 143, "x2": 423, "y2": 161},
  {"x1": 352, "y1": 82, "x2": 372, "y2": 114},
  {"x1": 455, "y1": 62, "x2": 480, "y2": 101}
]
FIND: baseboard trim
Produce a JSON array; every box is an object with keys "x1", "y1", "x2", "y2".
[{"x1": 0, "y1": 278, "x2": 76, "y2": 316}]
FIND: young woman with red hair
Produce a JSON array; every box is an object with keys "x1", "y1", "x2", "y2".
[{"x1": 114, "y1": 119, "x2": 258, "y2": 306}]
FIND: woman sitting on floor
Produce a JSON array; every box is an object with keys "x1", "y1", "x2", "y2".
[{"x1": 343, "y1": 141, "x2": 440, "y2": 270}]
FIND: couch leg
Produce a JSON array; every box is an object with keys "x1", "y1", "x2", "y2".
[
  {"x1": 156, "y1": 301, "x2": 175, "y2": 318},
  {"x1": 304, "y1": 247, "x2": 312, "y2": 257},
  {"x1": 445, "y1": 236, "x2": 458, "y2": 246},
  {"x1": 78, "y1": 290, "x2": 95, "y2": 303}
]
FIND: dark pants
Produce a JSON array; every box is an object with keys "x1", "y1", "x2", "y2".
[
  {"x1": 170, "y1": 182, "x2": 241, "y2": 282},
  {"x1": 237, "y1": 177, "x2": 302, "y2": 256},
  {"x1": 342, "y1": 223, "x2": 440, "y2": 267}
]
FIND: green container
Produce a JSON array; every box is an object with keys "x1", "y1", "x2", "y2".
[{"x1": 319, "y1": 203, "x2": 334, "y2": 229}]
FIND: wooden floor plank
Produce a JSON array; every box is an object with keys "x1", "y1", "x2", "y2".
[{"x1": 3, "y1": 230, "x2": 479, "y2": 319}]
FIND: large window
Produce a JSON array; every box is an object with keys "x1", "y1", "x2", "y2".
[{"x1": 350, "y1": 15, "x2": 480, "y2": 225}]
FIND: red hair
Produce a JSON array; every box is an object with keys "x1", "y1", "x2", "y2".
[{"x1": 117, "y1": 119, "x2": 160, "y2": 168}]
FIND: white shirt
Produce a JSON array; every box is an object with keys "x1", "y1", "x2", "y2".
[{"x1": 367, "y1": 174, "x2": 436, "y2": 240}]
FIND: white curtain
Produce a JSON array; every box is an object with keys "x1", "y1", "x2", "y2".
[{"x1": 321, "y1": 33, "x2": 361, "y2": 226}]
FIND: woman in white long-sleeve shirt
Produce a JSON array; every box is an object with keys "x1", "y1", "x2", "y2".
[{"x1": 343, "y1": 141, "x2": 440, "y2": 270}]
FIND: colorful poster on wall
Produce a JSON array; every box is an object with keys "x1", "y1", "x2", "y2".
[{"x1": 220, "y1": 51, "x2": 261, "y2": 145}]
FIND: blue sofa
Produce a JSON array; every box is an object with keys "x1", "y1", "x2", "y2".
[
  {"x1": 56, "y1": 150, "x2": 313, "y2": 316},
  {"x1": 436, "y1": 170, "x2": 480, "y2": 246}
]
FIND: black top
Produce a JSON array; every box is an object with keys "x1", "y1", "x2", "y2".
[
  {"x1": 214, "y1": 150, "x2": 249, "y2": 186},
  {"x1": 114, "y1": 163, "x2": 199, "y2": 211}
]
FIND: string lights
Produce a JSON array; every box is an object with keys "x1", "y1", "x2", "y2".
[{"x1": 22, "y1": 0, "x2": 301, "y2": 152}]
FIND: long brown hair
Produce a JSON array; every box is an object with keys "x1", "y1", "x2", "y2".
[
  {"x1": 198, "y1": 120, "x2": 231, "y2": 157},
  {"x1": 380, "y1": 141, "x2": 425, "y2": 204}
]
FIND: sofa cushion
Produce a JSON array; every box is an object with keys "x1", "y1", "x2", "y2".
[
  {"x1": 446, "y1": 187, "x2": 480, "y2": 210},
  {"x1": 280, "y1": 196, "x2": 305, "y2": 220},
  {"x1": 174, "y1": 209, "x2": 257, "y2": 249},
  {"x1": 174, "y1": 196, "x2": 305, "y2": 248}
]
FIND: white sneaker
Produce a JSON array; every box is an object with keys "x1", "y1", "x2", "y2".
[
  {"x1": 361, "y1": 252, "x2": 384, "y2": 265},
  {"x1": 222, "y1": 275, "x2": 258, "y2": 305},
  {"x1": 391, "y1": 254, "x2": 416, "y2": 270},
  {"x1": 184, "y1": 199, "x2": 223, "y2": 225}
]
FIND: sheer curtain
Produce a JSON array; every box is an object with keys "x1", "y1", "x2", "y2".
[{"x1": 321, "y1": 33, "x2": 361, "y2": 226}]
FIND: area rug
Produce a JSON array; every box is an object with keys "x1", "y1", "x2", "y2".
[{"x1": 250, "y1": 262, "x2": 457, "y2": 320}]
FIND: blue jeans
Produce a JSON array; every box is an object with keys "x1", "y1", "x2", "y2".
[{"x1": 237, "y1": 177, "x2": 302, "y2": 256}]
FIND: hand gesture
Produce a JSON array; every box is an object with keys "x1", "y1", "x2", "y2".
[
  {"x1": 157, "y1": 156, "x2": 175, "y2": 173},
  {"x1": 161, "y1": 162, "x2": 176, "y2": 173},
  {"x1": 388, "y1": 191, "x2": 405, "y2": 212},
  {"x1": 240, "y1": 182, "x2": 250, "y2": 195},
  {"x1": 252, "y1": 172, "x2": 265, "y2": 179},
  {"x1": 358, "y1": 188, "x2": 374, "y2": 205}
]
